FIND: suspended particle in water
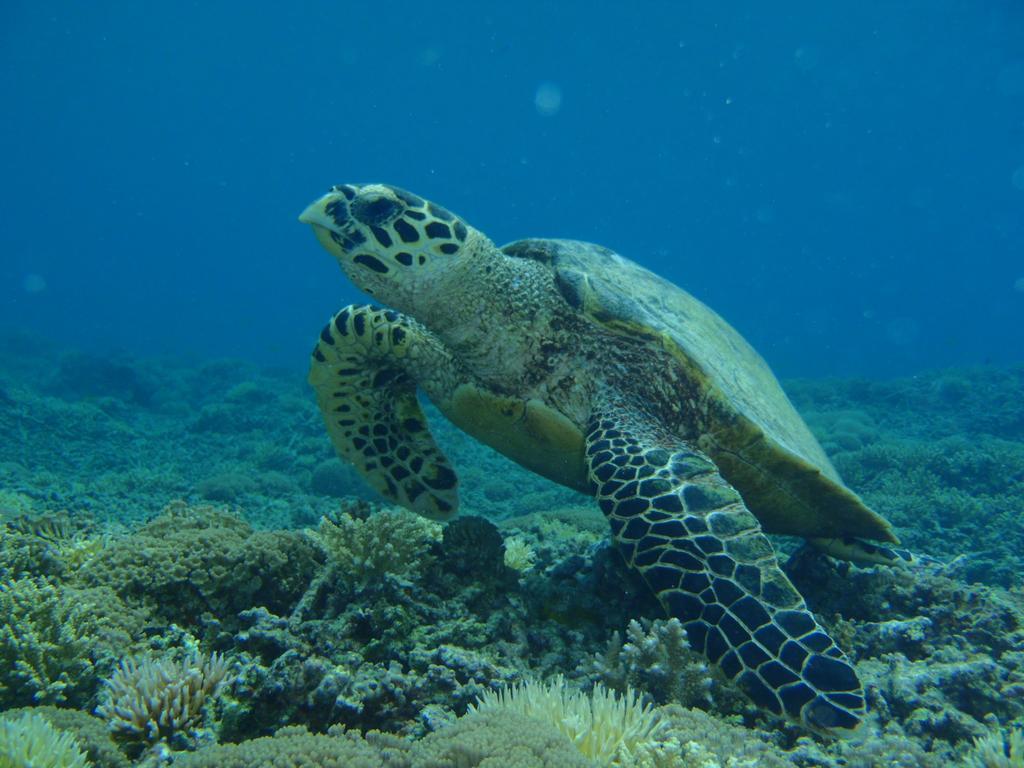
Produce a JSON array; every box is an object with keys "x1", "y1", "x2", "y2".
[
  {"x1": 534, "y1": 82, "x2": 562, "y2": 117},
  {"x1": 1014, "y1": 277, "x2": 1024, "y2": 294},
  {"x1": 793, "y1": 46, "x2": 819, "y2": 72},
  {"x1": 886, "y1": 317, "x2": 920, "y2": 346},
  {"x1": 997, "y1": 60, "x2": 1024, "y2": 97},
  {"x1": 22, "y1": 273, "x2": 46, "y2": 293}
]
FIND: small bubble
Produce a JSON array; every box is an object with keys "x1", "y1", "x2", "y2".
[
  {"x1": 22, "y1": 274, "x2": 46, "y2": 293},
  {"x1": 534, "y1": 82, "x2": 562, "y2": 117},
  {"x1": 1012, "y1": 165, "x2": 1024, "y2": 191},
  {"x1": 418, "y1": 47, "x2": 442, "y2": 67}
]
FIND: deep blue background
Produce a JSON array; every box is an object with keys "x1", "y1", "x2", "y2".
[{"x1": 2, "y1": 2, "x2": 1022, "y2": 377}]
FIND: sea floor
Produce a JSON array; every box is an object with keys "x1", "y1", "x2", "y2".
[{"x1": 1, "y1": 330, "x2": 1022, "y2": 767}]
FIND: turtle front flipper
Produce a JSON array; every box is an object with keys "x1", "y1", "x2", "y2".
[
  {"x1": 586, "y1": 414, "x2": 865, "y2": 733},
  {"x1": 309, "y1": 304, "x2": 459, "y2": 520}
]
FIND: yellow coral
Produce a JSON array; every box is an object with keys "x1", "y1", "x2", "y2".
[{"x1": 502, "y1": 536, "x2": 537, "y2": 573}]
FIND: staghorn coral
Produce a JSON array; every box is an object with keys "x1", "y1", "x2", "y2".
[
  {"x1": 95, "y1": 651, "x2": 232, "y2": 748},
  {"x1": 311, "y1": 506, "x2": 442, "y2": 589},
  {"x1": 0, "y1": 577, "x2": 103, "y2": 707},
  {"x1": 470, "y1": 675, "x2": 665, "y2": 766},
  {"x1": 0, "y1": 711, "x2": 89, "y2": 768},
  {"x1": 591, "y1": 618, "x2": 740, "y2": 713}
]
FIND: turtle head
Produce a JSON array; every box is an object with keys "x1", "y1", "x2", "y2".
[{"x1": 300, "y1": 184, "x2": 475, "y2": 311}]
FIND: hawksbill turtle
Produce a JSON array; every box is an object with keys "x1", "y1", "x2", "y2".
[{"x1": 299, "y1": 183, "x2": 908, "y2": 733}]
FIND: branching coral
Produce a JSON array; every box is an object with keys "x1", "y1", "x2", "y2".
[
  {"x1": 311, "y1": 507, "x2": 442, "y2": 588},
  {"x1": 95, "y1": 651, "x2": 232, "y2": 747},
  {"x1": 0, "y1": 711, "x2": 89, "y2": 768},
  {"x1": 592, "y1": 618, "x2": 737, "y2": 712},
  {"x1": 0, "y1": 577, "x2": 101, "y2": 707},
  {"x1": 502, "y1": 536, "x2": 537, "y2": 573},
  {"x1": 470, "y1": 675, "x2": 666, "y2": 766}
]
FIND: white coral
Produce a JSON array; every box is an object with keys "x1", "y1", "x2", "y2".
[
  {"x1": 95, "y1": 651, "x2": 231, "y2": 744},
  {"x1": 471, "y1": 674, "x2": 666, "y2": 766}
]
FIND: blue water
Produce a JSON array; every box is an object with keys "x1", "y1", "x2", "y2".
[{"x1": 2, "y1": 2, "x2": 1022, "y2": 377}]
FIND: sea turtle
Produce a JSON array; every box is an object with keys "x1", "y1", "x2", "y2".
[{"x1": 299, "y1": 183, "x2": 908, "y2": 734}]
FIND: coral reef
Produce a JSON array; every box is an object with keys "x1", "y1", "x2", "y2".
[{"x1": 2, "y1": 335, "x2": 1023, "y2": 766}]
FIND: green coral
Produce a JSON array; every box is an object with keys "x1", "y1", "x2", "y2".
[
  {"x1": 311, "y1": 506, "x2": 442, "y2": 588},
  {"x1": 0, "y1": 577, "x2": 102, "y2": 707},
  {"x1": 409, "y1": 710, "x2": 597, "y2": 767},
  {"x1": 78, "y1": 501, "x2": 322, "y2": 631},
  {"x1": 173, "y1": 725, "x2": 392, "y2": 768}
]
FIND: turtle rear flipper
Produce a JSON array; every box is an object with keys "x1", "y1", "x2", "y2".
[
  {"x1": 310, "y1": 304, "x2": 459, "y2": 520},
  {"x1": 587, "y1": 411, "x2": 865, "y2": 733}
]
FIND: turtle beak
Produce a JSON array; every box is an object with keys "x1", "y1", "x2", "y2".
[
  {"x1": 299, "y1": 197, "x2": 331, "y2": 228},
  {"x1": 299, "y1": 197, "x2": 348, "y2": 259}
]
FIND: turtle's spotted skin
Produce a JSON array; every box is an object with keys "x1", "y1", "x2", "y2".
[
  {"x1": 310, "y1": 304, "x2": 461, "y2": 520},
  {"x1": 308, "y1": 183, "x2": 468, "y2": 279},
  {"x1": 586, "y1": 414, "x2": 862, "y2": 730},
  {"x1": 299, "y1": 182, "x2": 906, "y2": 734}
]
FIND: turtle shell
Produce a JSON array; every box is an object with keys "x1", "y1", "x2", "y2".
[{"x1": 502, "y1": 238, "x2": 897, "y2": 544}]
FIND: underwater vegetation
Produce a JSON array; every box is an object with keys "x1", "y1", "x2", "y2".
[{"x1": 0, "y1": 332, "x2": 1022, "y2": 766}]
